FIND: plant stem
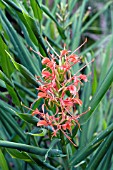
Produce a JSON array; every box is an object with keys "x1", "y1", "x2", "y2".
[{"x1": 60, "y1": 131, "x2": 70, "y2": 170}]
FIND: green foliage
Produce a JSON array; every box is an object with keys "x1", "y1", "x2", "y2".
[{"x1": 0, "y1": 0, "x2": 113, "y2": 170}]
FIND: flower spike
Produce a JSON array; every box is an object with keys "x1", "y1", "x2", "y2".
[{"x1": 31, "y1": 40, "x2": 92, "y2": 146}]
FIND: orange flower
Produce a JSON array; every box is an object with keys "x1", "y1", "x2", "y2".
[
  {"x1": 42, "y1": 70, "x2": 51, "y2": 78},
  {"x1": 78, "y1": 74, "x2": 88, "y2": 82},
  {"x1": 73, "y1": 98, "x2": 82, "y2": 106},
  {"x1": 60, "y1": 49, "x2": 70, "y2": 56},
  {"x1": 67, "y1": 85, "x2": 76, "y2": 95},
  {"x1": 67, "y1": 54, "x2": 79, "y2": 63},
  {"x1": 42, "y1": 57, "x2": 50, "y2": 64},
  {"x1": 37, "y1": 120, "x2": 48, "y2": 126},
  {"x1": 32, "y1": 108, "x2": 40, "y2": 116},
  {"x1": 38, "y1": 92, "x2": 47, "y2": 99}
]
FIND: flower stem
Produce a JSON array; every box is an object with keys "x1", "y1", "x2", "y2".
[{"x1": 60, "y1": 131, "x2": 70, "y2": 170}]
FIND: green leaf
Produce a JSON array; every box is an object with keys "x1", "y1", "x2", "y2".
[
  {"x1": 0, "y1": 36, "x2": 14, "y2": 78},
  {"x1": 0, "y1": 140, "x2": 62, "y2": 157},
  {"x1": 1, "y1": 114, "x2": 15, "y2": 137},
  {"x1": 82, "y1": 1, "x2": 113, "y2": 33},
  {"x1": 80, "y1": 35, "x2": 111, "y2": 56},
  {"x1": 18, "y1": 12, "x2": 48, "y2": 57},
  {"x1": 5, "y1": 51, "x2": 39, "y2": 86},
  {"x1": 40, "y1": 4, "x2": 66, "y2": 39},
  {"x1": 86, "y1": 131, "x2": 113, "y2": 170},
  {"x1": 26, "y1": 128, "x2": 47, "y2": 136},
  {"x1": 13, "y1": 81, "x2": 37, "y2": 98},
  {"x1": 1, "y1": 0, "x2": 22, "y2": 12},
  {"x1": 0, "y1": 98, "x2": 18, "y2": 114},
  {"x1": 28, "y1": 98, "x2": 43, "y2": 114},
  {"x1": 70, "y1": 122, "x2": 113, "y2": 166},
  {"x1": 0, "y1": 71, "x2": 21, "y2": 107},
  {"x1": 71, "y1": 0, "x2": 88, "y2": 49},
  {"x1": 0, "y1": 1, "x2": 5, "y2": 9},
  {"x1": 1, "y1": 111, "x2": 26, "y2": 141},
  {"x1": 0, "y1": 70, "x2": 13, "y2": 87},
  {"x1": 44, "y1": 138, "x2": 61, "y2": 162},
  {"x1": 7, "y1": 147, "x2": 57, "y2": 170},
  {"x1": 15, "y1": 112, "x2": 39, "y2": 125},
  {"x1": 80, "y1": 60, "x2": 113, "y2": 124},
  {"x1": 29, "y1": 154, "x2": 57, "y2": 170},
  {"x1": 0, "y1": 10, "x2": 42, "y2": 74},
  {"x1": 92, "y1": 63, "x2": 98, "y2": 95},
  {"x1": 6, "y1": 84, "x2": 21, "y2": 107},
  {"x1": 6, "y1": 148, "x2": 33, "y2": 162},
  {"x1": 21, "y1": 12, "x2": 39, "y2": 46},
  {"x1": 97, "y1": 142, "x2": 113, "y2": 170},
  {"x1": 30, "y1": 0, "x2": 42, "y2": 22},
  {"x1": 0, "y1": 149, "x2": 9, "y2": 170},
  {"x1": 99, "y1": 39, "x2": 112, "y2": 85}
]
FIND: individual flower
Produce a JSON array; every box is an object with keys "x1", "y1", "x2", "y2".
[{"x1": 66, "y1": 85, "x2": 77, "y2": 95}]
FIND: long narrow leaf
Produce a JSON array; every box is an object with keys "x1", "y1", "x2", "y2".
[
  {"x1": 86, "y1": 131, "x2": 113, "y2": 170},
  {"x1": 0, "y1": 140, "x2": 62, "y2": 157},
  {"x1": 0, "y1": 149, "x2": 9, "y2": 170},
  {"x1": 80, "y1": 59, "x2": 113, "y2": 124},
  {"x1": 70, "y1": 122, "x2": 113, "y2": 165}
]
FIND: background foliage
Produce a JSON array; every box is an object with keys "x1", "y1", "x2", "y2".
[{"x1": 0, "y1": 0, "x2": 113, "y2": 169}]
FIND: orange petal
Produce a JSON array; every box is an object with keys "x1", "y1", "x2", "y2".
[
  {"x1": 74, "y1": 98, "x2": 82, "y2": 106},
  {"x1": 38, "y1": 92, "x2": 46, "y2": 99},
  {"x1": 37, "y1": 120, "x2": 48, "y2": 126},
  {"x1": 60, "y1": 50, "x2": 69, "y2": 56},
  {"x1": 32, "y1": 108, "x2": 40, "y2": 116},
  {"x1": 42, "y1": 57, "x2": 50, "y2": 64}
]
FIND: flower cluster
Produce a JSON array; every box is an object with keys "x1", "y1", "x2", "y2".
[{"x1": 31, "y1": 39, "x2": 90, "y2": 146}]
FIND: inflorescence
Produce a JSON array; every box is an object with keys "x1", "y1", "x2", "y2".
[{"x1": 30, "y1": 38, "x2": 91, "y2": 146}]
